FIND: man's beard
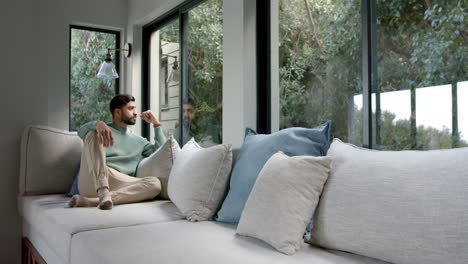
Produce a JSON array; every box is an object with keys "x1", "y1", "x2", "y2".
[{"x1": 121, "y1": 115, "x2": 136, "y2": 125}]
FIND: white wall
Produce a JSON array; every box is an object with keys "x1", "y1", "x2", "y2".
[
  {"x1": 0, "y1": 1, "x2": 46, "y2": 262},
  {"x1": 0, "y1": 0, "x2": 127, "y2": 262},
  {"x1": 270, "y1": 0, "x2": 280, "y2": 132},
  {"x1": 127, "y1": 0, "x2": 257, "y2": 147},
  {"x1": 223, "y1": 0, "x2": 257, "y2": 148}
]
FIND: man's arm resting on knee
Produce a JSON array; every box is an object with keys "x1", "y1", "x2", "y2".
[
  {"x1": 78, "y1": 121, "x2": 114, "y2": 147},
  {"x1": 78, "y1": 121, "x2": 98, "y2": 140}
]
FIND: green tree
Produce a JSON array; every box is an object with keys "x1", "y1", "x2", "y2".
[
  {"x1": 187, "y1": 0, "x2": 223, "y2": 143},
  {"x1": 70, "y1": 29, "x2": 118, "y2": 131},
  {"x1": 279, "y1": 0, "x2": 362, "y2": 141},
  {"x1": 376, "y1": 0, "x2": 466, "y2": 149}
]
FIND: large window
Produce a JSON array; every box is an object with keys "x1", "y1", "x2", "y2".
[
  {"x1": 69, "y1": 26, "x2": 119, "y2": 131},
  {"x1": 267, "y1": 0, "x2": 467, "y2": 150},
  {"x1": 143, "y1": 0, "x2": 223, "y2": 147},
  {"x1": 374, "y1": 0, "x2": 467, "y2": 150}
]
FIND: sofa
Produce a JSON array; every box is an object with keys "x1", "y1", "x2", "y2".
[{"x1": 18, "y1": 125, "x2": 468, "y2": 264}]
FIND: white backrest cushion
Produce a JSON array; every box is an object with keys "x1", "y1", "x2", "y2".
[
  {"x1": 20, "y1": 125, "x2": 82, "y2": 195},
  {"x1": 168, "y1": 138, "x2": 232, "y2": 221},
  {"x1": 136, "y1": 136, "x2": 180, "y2": 199},
  {"x1": 309, "y1": 138, "x2": 468, "y2": 264}
]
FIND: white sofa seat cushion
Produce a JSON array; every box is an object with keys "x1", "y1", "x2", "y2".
[
  {"x1": 19, "y1": 195, "x2": 184, "y2": 263},
  {"x1": 71, "y1": 220, "x2": 391, "y2": 264}
]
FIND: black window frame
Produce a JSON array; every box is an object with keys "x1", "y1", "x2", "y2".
[
  {"x1": 69, "y1": 25, "x2": 120, "y2": 131},
  {"x1": 256, "y1": 0, "x2": 271, "y2": 134}
]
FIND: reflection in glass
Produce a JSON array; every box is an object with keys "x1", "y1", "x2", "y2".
[
  {"x1": 276, "y1": 0, "x2": 362, "y2": 144},
  {"x1": 149, "y1": 19, "x2": 180, "y2": 144}
]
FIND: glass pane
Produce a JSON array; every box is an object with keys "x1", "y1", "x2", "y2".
[
  {"x1": 186, "y1": 0, "x2": 223, "y2": 147},
  {"x1": 149, "y1": 19, "x2": 180, "y2": 144},
  {"x1": 376, "y1": 1, "x2": 467, "y2": 150},
  {"x1": 70, "y1": 28, "x2": 118, "y2": 131},
  {"x1": 275, "y1": 0, "x2": 362, "y2": 144}
]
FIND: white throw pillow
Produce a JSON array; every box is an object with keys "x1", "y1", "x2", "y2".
[
  {"x1": 236, "y1": 152, "x2": 331, "y2": 255},
  {"x1": 136, "y1": 136, "x2": 180, "y2": 199},
  {"x1": 309, "y1": 138, "x2": 468, "y2": 264},
  {"x1": 168, "y1": 138, "x2": 232, "y2": 221}
]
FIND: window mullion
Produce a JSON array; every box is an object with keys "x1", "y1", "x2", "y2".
[
  {"x1": 257, "y1": 0, "x2": 271, "y2": 134},
  {"x1": 180, "y1": 11, "x2": 189, "y2": 145},
  {"x1": 361, "y1": 0, "x2": 377, "y2": 148}
]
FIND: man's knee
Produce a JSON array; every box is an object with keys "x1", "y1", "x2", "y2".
[
  {"x1": 145, "y1": 177, "x2": 161, "y2": 197},
  {"x1": 85, "y1": 131, "x2": 98, "y2": 144}
]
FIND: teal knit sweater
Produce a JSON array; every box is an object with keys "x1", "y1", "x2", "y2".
[{"x1": 78, "y1": 121, "x2": 166, "y2": 176}]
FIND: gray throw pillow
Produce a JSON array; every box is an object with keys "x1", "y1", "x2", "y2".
[
  {"x1": 309, "y1": 138, "x2": 468, "y2": 264},
  {"x1": 136, "y1": 136, "x2": 180, "y2": 199},
  {"x1": 237, "y1": 152, "x2": 331, "y2": 255}
]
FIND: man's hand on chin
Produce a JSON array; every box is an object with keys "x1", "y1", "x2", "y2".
[
  {"x1": 96, "y1": 121, "x2": 114, "y2": 147},
  {"x1": 140, "y1": 110, "x2": 162, "y2": 128}
]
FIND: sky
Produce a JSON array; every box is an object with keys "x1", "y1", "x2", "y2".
[{"x1": 354, "y1": 81, "x2": 468, "y2": 141}]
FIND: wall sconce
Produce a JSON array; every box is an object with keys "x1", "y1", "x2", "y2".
[
  {"x1": 97, "y1": 43, "x2": 132, "y2": 80},
  {"x1": 164, "y1": 54, "x2": 179, "y2": 83}
]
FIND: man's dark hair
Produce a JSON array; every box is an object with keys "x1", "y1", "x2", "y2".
[{"x1": 110, "y1": 94, "x2": 135, "y2": 117}]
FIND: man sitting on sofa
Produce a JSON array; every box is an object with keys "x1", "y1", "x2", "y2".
[{"x1": 69, "y1": 94, "x2": 166, "y2": 210}]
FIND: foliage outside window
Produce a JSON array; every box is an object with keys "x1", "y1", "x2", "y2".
[
  {"x1": 70, "y1": 27, "x2": 118, "y2": 131},
  {"x1": 277, "y1": 0, "x2": 362, "y2": 145},
  {"x1": 186, "y1": 0, "x2": 223, "y2": 147},
  {"x1": 275, "y1": 0, "x2": 467, "y2": 150},
  {"x1": 375, "y1": 0, "x2": 467, "y2": 150}
]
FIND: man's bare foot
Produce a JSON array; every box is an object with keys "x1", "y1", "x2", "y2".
[
  {"x1": 97, "y1": 187, "x2": 113, "y2": 210},
  {"x1": 98, "y1": 199, "x2": 113, "y2": 210}
]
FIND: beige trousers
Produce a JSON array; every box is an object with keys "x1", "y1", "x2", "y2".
[{"x1": 77, "y1": 131, "x2": 161, "y2": 205}]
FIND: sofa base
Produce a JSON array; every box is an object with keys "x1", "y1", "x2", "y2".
[{"x1": 22, "y1": 237, "x2": 47, "y2": 264}]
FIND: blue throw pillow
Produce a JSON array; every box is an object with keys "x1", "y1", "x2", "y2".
[
  {"x1": 66, "y1": 171, "x2": 80, "y2": 197},
  {"x1": 215, "y1": 121, "x2": 332, "y2": 224}
]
